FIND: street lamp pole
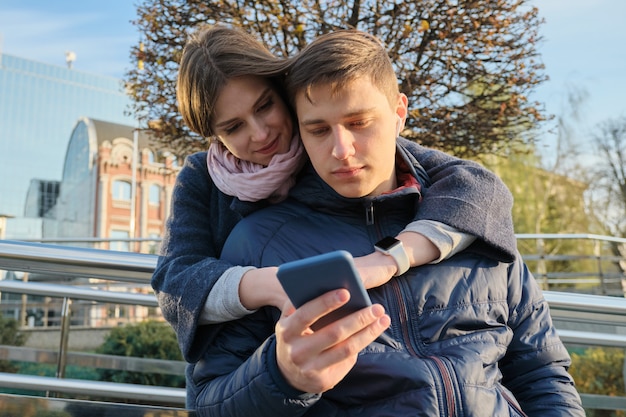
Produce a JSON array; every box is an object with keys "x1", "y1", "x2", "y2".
[{"x1": 129, "y1": 129, "x2": 138, "y2": 250}]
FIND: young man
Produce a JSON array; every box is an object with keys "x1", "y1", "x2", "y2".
[{"x1": 187, "y1": 30, "x2": 584, "y2": 416}]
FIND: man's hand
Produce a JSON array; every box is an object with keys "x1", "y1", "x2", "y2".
[{"x1": 275, "y1": 289, "x2": 390, "y2": 393}]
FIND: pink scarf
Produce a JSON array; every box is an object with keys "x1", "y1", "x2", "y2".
[{"x1": 207, "y1": 135, "x2": 306, "y2": 203}]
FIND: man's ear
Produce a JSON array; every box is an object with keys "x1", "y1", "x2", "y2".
[
  {"x1": 396, "y1": 93, "x2": 409, "y2": 123},
  {"x1": 395, "y1": 93, "x2": 409, "y2": 133}
]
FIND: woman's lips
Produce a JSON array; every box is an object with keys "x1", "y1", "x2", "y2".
[{"x1": 255, "y1": 137, "x2": 280, "y2": 155}]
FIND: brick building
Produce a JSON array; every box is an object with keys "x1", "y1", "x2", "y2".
[{"x1": 46, "y1": 117, "x2": 181, "y2": 254}]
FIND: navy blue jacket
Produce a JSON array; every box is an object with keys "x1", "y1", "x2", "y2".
[
  {"x1": 187, "y1": 144, "x2": 584, "y2": 416},
  {"x1": 153, "y1": 138, "x2": 518, "y2": 362}
]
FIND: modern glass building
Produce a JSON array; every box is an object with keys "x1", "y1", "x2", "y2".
[{"x1": 0, "y1": 53, "x2": 135, "y2": 238}]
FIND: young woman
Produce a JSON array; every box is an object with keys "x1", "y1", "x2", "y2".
[{"x1": 151, "y1": 25, "x2": 517, "y2": 363}]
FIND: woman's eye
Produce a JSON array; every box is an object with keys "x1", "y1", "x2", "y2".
[
  {"x1": 257, "y1": 98, "x2": 273, "y2": 112},
  {"x1": 224, "y1": 123, "x2": 242, "y2": 135}
]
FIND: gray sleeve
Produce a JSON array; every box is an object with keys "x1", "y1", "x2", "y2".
[
  {"x1": 403, "y1": 220, "x2": 476, "y2": 263},
  {"x1": 199, "y1": 266, "x2": 258, "y2": 324}
]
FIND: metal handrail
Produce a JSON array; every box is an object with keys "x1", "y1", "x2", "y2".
[
  {"x1": 0, "y1": 393, "x2": 195, "y2": 417},
  {"x1": 1, "y1": 237, "x2": 626, "y2": 412},
  {"x1": 0, "y1": 280, "x2": 158, "y2": 306},
  {"x1": 516, "y1": 233, "x2": 626, "y2": 244},
  {"x1": 0, "y1": 239, "x2": 156, "y2": 283},
  {"x1": 0, "y1": 372, "x2": 186, "y2": 405},
  {"x1": 544, "y1": 290, "x2": 626, "y2": 321}
]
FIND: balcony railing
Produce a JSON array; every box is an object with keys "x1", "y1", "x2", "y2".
[
  {"x1": 516, "y1": 233, "x2": 626, "y2": 295},
  {"x1": 0, "y1": 236, "x2": 625, "y2": 415}
]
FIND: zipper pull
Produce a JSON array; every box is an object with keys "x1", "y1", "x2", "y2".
[{"x1": 365, "y1": 202, "x2": 374, "y2": 225}]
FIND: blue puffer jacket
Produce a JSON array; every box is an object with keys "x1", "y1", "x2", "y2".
[
  {"x1": 187, "y1": 144, "x2": 584, "y2": 416},
  {"x1": 154, "y1": 138, "x2": 518, "y2": 364}
]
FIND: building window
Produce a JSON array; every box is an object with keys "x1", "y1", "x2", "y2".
[
  {"x1": 147, "y1": 149, "x2": 156, "y2": 164},
  {"x1": 110, "y1": 230, "x2": 130, "y2": 252},
  {"x1": 112, "y1": 180, "x2": 131, "y2": 201},
  {"x1": 149, "y1": 184, "x2": 160, "y2": 206},
  {"x1": 148, "y1": 232, "x2": 161, "y2": 254}
]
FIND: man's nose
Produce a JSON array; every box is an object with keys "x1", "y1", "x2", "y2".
[{"x1": 331, "y1": 127, "x2": 356, "y2": 160}]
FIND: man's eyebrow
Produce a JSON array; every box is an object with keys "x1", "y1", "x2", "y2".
[
  {"x1": 300, "y1": 108, "x2": 377, "y2": 126},
  {"x1": 299, "y1": 118, "x2": 325, "y2": 126},
  {"x1": 214, "y1": 87, "x2": 273, "y2": 129}
]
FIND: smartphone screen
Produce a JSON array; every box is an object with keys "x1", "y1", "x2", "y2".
[{"x1": 277, "y1": 250, "x2": 372, "y2": 330}]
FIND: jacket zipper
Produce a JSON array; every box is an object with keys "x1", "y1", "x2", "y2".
[
  {"x1": 499, "y1": 386, "x2": 529, "y2": 416},
  {"x1": 365, "y1": 201, "x2": 374, "y2": 226},
  {"x1": 390, "y1": 279, "x2": 457, "y2": 417},
  {"x1": 368, "y1": 196, "x2": 457, "y2": 415},
  {"x1": 430, "y1": 356, "x2": 456, "y2": 417}
]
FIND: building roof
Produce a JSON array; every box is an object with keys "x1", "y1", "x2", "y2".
[{"x1": 89, "y1": 118, "x2": 157, "y2": 150}]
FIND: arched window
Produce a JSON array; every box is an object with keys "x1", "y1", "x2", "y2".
[
  {"x1": 149, "y1": 184, "x2": 161, "y2": 206},
  {"x1": 112, "y1": 180, "x2": 131, "y2": 201},
  {"x1": 147, "y1": 149, "x2": 156, "y2": 164}
]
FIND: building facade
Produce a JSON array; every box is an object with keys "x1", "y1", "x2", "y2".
[
  {"x1": 0, "y1": 53, "x2": 135, "y2": 239},
  {"x1": 0, "y1": 54, "x2": 182, "y2": 327},
  {"x1": 1, "y1": 117, "x2": 181, "y2": 328},
  {"x1": 48, "y1": 117, "x2": 181, "y2": 253}
]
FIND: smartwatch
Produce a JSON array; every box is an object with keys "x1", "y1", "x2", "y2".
[{"x1": 375, "y1": 236, "x2": 410, "y2": 276}]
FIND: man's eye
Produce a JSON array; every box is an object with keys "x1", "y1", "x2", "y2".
[
  {"x1": 351, "y1": 119, "x2": 370, "y2": 128},
  {"x1": 307, "y1": 127, "x2": 328, "y2": 136}
]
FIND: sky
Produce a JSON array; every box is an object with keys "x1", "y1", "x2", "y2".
[{"x1": 1, "y1": 0, "x2": 625, "y2": 159}]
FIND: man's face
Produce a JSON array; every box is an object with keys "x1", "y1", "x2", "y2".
[{"x1": 295, "y1": 76, "x2": 407, "y2": 198}]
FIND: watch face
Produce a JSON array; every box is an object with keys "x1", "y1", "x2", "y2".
[{"x1": 376, "y1": 236, "x2": 399, "y2": 250}]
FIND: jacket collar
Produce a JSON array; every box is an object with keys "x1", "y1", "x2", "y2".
[{"x1": 289, "y1": 141, "x2": 427, "y2": 217}]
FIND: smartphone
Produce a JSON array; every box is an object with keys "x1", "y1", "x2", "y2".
[{"x1": 277, "y1": 250, "x2": 372, "y2": 330}]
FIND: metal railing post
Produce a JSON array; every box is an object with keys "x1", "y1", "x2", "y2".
[
  {"x1": 535, "y1": 238, "x2": 548, "y2": 289},
  {"x1": 594, "y1": 240, "x2": 607, "y2": 295},
  {"x1": 56, "y1": 297, "x2": 72, "y2": 379}
]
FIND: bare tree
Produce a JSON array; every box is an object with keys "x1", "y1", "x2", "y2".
[
  {"x1": 125, "y1": 0, "x2": 547, "y2": 158},
  {"x1": 590, "y1": 116, "x2": 626, "y2": 238}
]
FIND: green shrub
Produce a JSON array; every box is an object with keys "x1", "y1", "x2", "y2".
[
  {"x1": 96, "y1": 320, "x2": 184, "y2": 387},
  {"x1": 0, "y1": 312, "x2": 29, "y2": 373},
  {"x1": 569, "y1": 347, "x2": 625, "y2": 417}
]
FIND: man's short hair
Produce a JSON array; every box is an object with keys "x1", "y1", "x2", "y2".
[{"x1": 286, "y1": 30, "x2": 400, "y2": 106}]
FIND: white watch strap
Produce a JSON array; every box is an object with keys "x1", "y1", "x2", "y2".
[
  {"x1": 388, "y1": 241, "x2": 410, "y2": 276},
  {"x1": 375, "y1": 238, "x2": 410, "y2": 276}
]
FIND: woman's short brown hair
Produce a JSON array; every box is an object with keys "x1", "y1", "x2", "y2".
[{"x1": 177, "y1": 24, "x2": 288, "y2": 138}]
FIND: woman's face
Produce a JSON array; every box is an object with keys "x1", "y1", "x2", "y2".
[{"x1": 212, "y1": 75, "x2": 294, "y2": 166}]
